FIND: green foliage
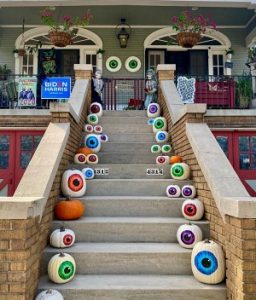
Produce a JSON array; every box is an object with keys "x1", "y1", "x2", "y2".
[{"x1": 235, "y1": 73, "x2": 252, "y2": 108}]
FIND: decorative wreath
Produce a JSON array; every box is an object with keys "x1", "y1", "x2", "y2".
[
  {"x1": 106, "y1": 56, "x2": 122, "y2": 72},
  {"x1": 125, "y1": 56, "x2": 141, "y2": 72}
]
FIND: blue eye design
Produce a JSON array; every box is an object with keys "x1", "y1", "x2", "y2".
[
  {"x1": 194, "y1": 251, "x2": 218, "y2": 275},
  {"x1": 86, "y1": 135, "x2": 99, "y2": 149},
  {"x1": 147, "y1": 118, "x2": 155, "y2": 125},
  {"x1": 82, "y1": 167, "x2": 95, "y2": 180}
]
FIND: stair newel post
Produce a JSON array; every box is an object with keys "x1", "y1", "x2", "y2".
[
  {"x1": 156, "y1": 64, "x2": 176, "y2": 81},
  {"x1": 74, "y1": 64, "x2": 93, "y2": 80}
]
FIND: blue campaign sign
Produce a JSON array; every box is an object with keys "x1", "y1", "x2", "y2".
[{"x1": 41, "y1": 77, "x2": 71, "y2": 99}]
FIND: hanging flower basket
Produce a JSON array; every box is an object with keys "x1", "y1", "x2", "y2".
[
  {"x1": 176, "y1": 32, "x2": 201, "y2": 48},
  {"x1": 48, "y1": 30, "x2": 72, "y2": 47}
]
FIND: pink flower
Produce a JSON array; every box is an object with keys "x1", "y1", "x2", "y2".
[
  {"x1": 41, "y1": 10, "x2": 53, "y2": 17},
  {"x1": 171, "y1": 16, "x2": 178, "y2": 23},
  {"x1": 63, "y1": 15, "x2": 71, "y2": 22}
]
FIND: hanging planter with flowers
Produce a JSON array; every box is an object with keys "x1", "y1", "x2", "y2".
[
  {"x1": 41, "y1": 8, "x2": 93, "y2": 47},
  {"x1": 171, "y1": 11, "x2": 217, "y2": 48}
]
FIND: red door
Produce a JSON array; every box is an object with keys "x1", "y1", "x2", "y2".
[{"x1": 0, "y1": 130, "x2": 44, "y2": 196}]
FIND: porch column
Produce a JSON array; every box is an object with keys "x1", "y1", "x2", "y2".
[
  {"x1": 157, "y1": 64, "x2": 176, "y2": 81},
  {"x1": 74, "y1": 64, "x2": 93, "y2": 80}
]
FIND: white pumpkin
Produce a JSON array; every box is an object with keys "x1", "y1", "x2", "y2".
[
  {"x1": 182, "y1": 185, "x2": 196, "y2": 198},
  {"x1": 170, "y1": 163, "x2": 190, "y2": 180},
  {"x1": 82, "y1": 167, "x2": 95, "y2": 180},
  {"x1": 87, "y1": 114, "x2": 99, "y2": 125},
  {"x1": 61, "y1": 169, "x2": 86, "y2": 198},
  {"x1": 166, "y1": 184, "x2": 181, "y2": 198},
  {"x1": 162, "y1": 144, "x2": 172, "y2": 154},
  {"x1": 74, "y1": 153, "x2": 87, "y2": 164},
  {"x1": 155, "y1": 131, "x2": 168, "y2": 143},
  {"x1": 94, "y1": 125, "x2": 103, "y2": 134},
  {"x1": 147, "y1": 103, "x2": 161, "y2": 118},
  {"x1": 84, "y1": 124, "x2": 94, "y2": 133},
  {"x1": 48, "y1": 253, "x2": 76, "y2": 284},
  {"x1": 177, "y1": 224, "x2": 203, "y2": 249},
  {"x1": 191, "y1": 239, "x2": 226, "y2": 284},
  {"x1": 151, "y1": 145, "x2": 161, "y2": 154},
  {"x1": 156, "y1": 155, "x2": 169, "y2": 165},
  {"x1": 84, "y1": 134, "x2": 101, "y2": 153},
  {"x1": 153, "y1": 117, "x2": 167, "y2": 133},
  {"x1": 90, "y1": 102, "x2": 103, "y2": 117},
  {"x1": 50, "y1": 227, "x2": 75, "y2": 248},
  {"x1": 87, "y1": 153, "x2": 99, "y2": 164},
  {"x1": 35, "y1": 289, "x2": 64, "y2": 300},
  {"x1": 100, "y1": 134, "x2": 109, "y2": 143},
  {"x1": 182, "y1": 198, "x2": 204, "y2": 221}
]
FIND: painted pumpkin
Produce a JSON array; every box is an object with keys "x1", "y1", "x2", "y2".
[
  {"x1": 85, "y1": 134, "x2": 101, "y2": 153},
  {"x1": 61, "y1": 169, "x2": 86, "y2": 198},
  {"x1": 76, "y1": 147, "x2": 93, "y2": 156},
  {"x1": 155, "y1": 131, "x2": 168, "y2": 143},
  {"x1": 147, "y1": 103, "x2": 161, "y2": 118},
  {"x1": 147, "y1": 118, "x2": 155, "y2": 125},
  {"x1": 35, "y1": 289, "x2": 64, "y2": 300},
  {"x1": 48, "y1": 253, "x2": 76, "y2": 284},
  {"x1": 156, "y1": 155, "x2": 169, "y2": 165},
  {"x1": 166, "y1": 184, "x2": 181, "y2": 198},
  {"x1": 177, "y1": 224, "x2": 203, "y2": 249},
  {"x1": 74, "y1": 153, "x2": 87, "y2": 164},
  {"x1": 169, "y1": 155, "x2": 182, "y2": 164},
  {"x1": 151, "y1": 144, "x2": 161, "y2": 154},
  {"x1": 84, "y1": 124, "x2": 94, "y2": 133},
  {"x1": 182, "y1": 198, "x2": 204, "y2": 221},
  {"x1": 182, "y1": 185, "x2": 196, "y2": 198},
  {"x1": 87, "y1": 114, "x2": 99, "y2": 125},
  {"x1": 94, "y1": 125, "x2": 103, "y2": 134},
  {"x1": 162, "y1": 144, "x2": 172, "y2": 154},
  {"x1": 50, "y1": 227, "x2": 75, "y2": 248},
  {"x1": 90, "y1": 102, "x2": 103, "y2": 117},
  {"x1": 82, "y1": 167, "x2": 95, "y2": 180},
  {"x1": 170, "y1": 163, "x2": 190, "y2": 180},
  {"x1": 153, "y1": 117, "x2": 167, "y2": 133},
  {"x1": 54, "y1": 199, "x2": 85, "y2": 220},
  {"x1": 100, "y1": 134, "x2": 109, "y2": 143},
  {"x1": 191, "y1": 239, "x2": 225, "y2": 284},
  {"x1": 87, "y1": 153, "x2": 99, "y2": 164}
]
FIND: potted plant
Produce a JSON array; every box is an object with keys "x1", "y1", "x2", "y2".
[
  {"x1": 171, "y1": 10, "x2": 217, "y2": 48},
  {"x1": 226, "y1": 48, "x2": 234, "y2": 60},
  {"x1": 248, "y1": 46, "x2": 256, "y2": 63},
  {"x1": 41, "y1": 8, "x2": 93, "y2": 47},
  {"x1": 13, "y1": 48, "x2": 26, "y2": 57},
  {"x1": 0, "y1": 64, "x2": 12, "y2": 80},
  {"x1": 235, "y1": 74, "x2": 252, "y2": 108}
]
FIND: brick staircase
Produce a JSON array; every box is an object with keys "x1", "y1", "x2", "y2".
[{"x1": 38, "y1": 110, "x2": 226, "y2": 299}]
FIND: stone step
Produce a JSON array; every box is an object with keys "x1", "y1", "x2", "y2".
[
  {"x1": 82, "y1": 132, "x2": 156, "y2": 143},
  {"x1": 42, "y1": 243, "x2": 192, "y2": 275},
  {"x1": 103, "y1": 110, "x2": 147, "y2": 117},
  {"x1": 85, "y1": 179, "x2": 191, "y2": 196},
  {"x1": 102, "y1": 123, "x2": 152, "y2": 133},
  {"x1": 100, "y1": 116, "x2": 149, "y2": 125},
  {"x1": 101, "y1": 142, "x2": 159, "y2": 153},
  {"x1": 38, "y1": 274, "x2": 226, "y2": 300},
  {"x1": 52, "y1": 217, "x2": 209, "y2": 243}
]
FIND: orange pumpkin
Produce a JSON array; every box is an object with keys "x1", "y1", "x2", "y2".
[
  {"x1": 54, "y1": 199, "x2": 85, "y2": 220},
  {"x1": 169, "y1": 155, "x2": 182, "y2": 164},
  {"x1": 76, "y1": 147, "x2": 93, "y2": 156}
]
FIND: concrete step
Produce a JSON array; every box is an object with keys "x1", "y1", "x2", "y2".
[
  {"x1": 79, "y1": 196, "x2": 184, "y2": 217},
  {"x1": 102, "y1": 123, "x2": 152, "y2": 133},
  {"x1": 38, "y1": 274, "x2": 226, "y2": 300},
  {"x1": 82, "y1": 132, "x2": 156, "y2": 143},
  {"x1": 42, "y1": 243, "x2": 192, "y2": 275},
  {"x1": 85, "y1": 179, "x2": 191, "y2": 196},
  {"x1": 52, "y1": 217, "x2": 209, "y2": 242},
  {"x1": 101, "y1": 142, "x2": 158, "y2": 153},
  {"x1": 101, "y1": 116, "x2": 149, "y2": 125},
  {"x1": 103, "y1": 110, "x2": 147, "y2": 117},
  {"x1": 95, "y1": 153, "x2": 159, "y2": 164}
]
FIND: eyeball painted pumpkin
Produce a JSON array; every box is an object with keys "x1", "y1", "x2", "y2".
[
  {"x1": 153, "y1": 117, "x2": 167, "y2": 133},
  {"x1": 182, "y1": 185, "x2": 196, "y2": 198},
  {"x1": 169, "y1": 155, "x2": 182, "y2": 164},
  {"x1": 82, "y1": 167, "x2": 95, "y2": 180},
  {"x1": 155, "y1": 131, "x2": 168, "y2": 143},
  {"x1": 94, "y1": 125, "x2": 103, "y2": 134},
  {"x1": 170, "y1": 163, "x2": 190, "y2": 180},
  {"x1": 166, "y1": 184, "x2": 181, "y2": 198},
  {"x1": 85, "y1": 134, "x2": 101, "y2": 153},
  {"x1": 156, "y1": 155, "x2": 169, "y2": 165},
  {"x1": 100, "y1": 134, "x2": 109, "y2": 143},
  {"x1": 87, "y1": 153, "x2": 99, "y2": 164},
  {"x1": 191, "y1": 239, "x2": 225, "y2": 284},
  {"x1": 87, "y1": 114, "x2": 99, "y2": 125},
  {"x1": 35, "y1": 289, "x2": 64, "y2": 300},
  {"x1": 61, "y1": 170, "x2": 86, "y2": 198},
  {"x1": 74, "y1": 153, "x2": 87, "y2": 164},
  {"x1": 76, "y1": 147, "x2": 93, "y2": 156},
  {"x1": 147, "y1": 118, "x2": 155, "y2": 125},
  {"x1": 54, "y1": 199, "x2": 85, "y2": 220},
  {"x1": 147, "y1": 103, "x2": 161, "y2": 118},
  {"x1": 151, "y1": 144, "x2": 161, "y2": 154},
  {"x1": 48, "y1": 253, "x2": 76, "y2": 284},
  {"x1": 84, "y1": 124, "x2": 94, "y2": 133},
  {"x1": 50, "y1": 227, "x2": 75, "y2": 248},
  {"x1": 182, "y1": 198, "x2": 204, "y2": 221},
  {"x1": 162, "y1": 144, "x2": 172, "y2": 154},
  {"x1": 90, "y1": 102, "x2": 103, "y2": 117},
  {"x1": 177, "y1": 224, "x2": 203, "y2": 249}
]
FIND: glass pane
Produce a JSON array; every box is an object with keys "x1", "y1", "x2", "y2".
[
  {"x1": 156, "y1": 55, "x2": 161, "y2": 65},
  {"x1": 23, "y1": 55, "x2": 28, "y2": 64},
  {"x1": 216, "y1": 136, "x2": 228, "y2": 156},
  {"x1": 20, "y1": 152, "x2": 32, "y2": 169},
  {"x1": 219, "y1": 68, "x2": 224, "y2": 76},
  {"x1": 34, "y1": 135, "x2": 43, "y2": 148},
  {"x1": 252, "y1": 154, "x2": 256, "y2": 169},
  {"x1": 239, "y1": 136, "x2": 249, "y2": 152},
  {"x1": 21, "y1": 135, "x2": 33, "y2": 150},
  {"x1": 240, "y1": 153, "x2": 250, "y2": 170},
  {"x1": 251, "y1": 136, "x2": 256, "y2": 152},
  {"x1": 0, "y1": 135, "x2": 9, "y2": 151},
  {"x1": 92, "y1": 55, "x2": 96, "y2": 66},
  {"x1": 0, "y1": 153, "x2": 8, "y2": 169},
  {"x1": 219, "y1": 55, "x2": 223, "y2": 65},
  {"x1": 86, "y1": 55, "x2": 91, "y2": 64},
  {"x1": 213, "y1": 67, "x2": 218, "y2": 76},
  {"x1": 149, "y1": 55, "x2": 154, "y2": 66},
  {"x1": 28, "y1": 54, "x2": 33, "y2": 65},
  {"x1": 213, "y1": 55, "x2": 217, "y2": 65}
]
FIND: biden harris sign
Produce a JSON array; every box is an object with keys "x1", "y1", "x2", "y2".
[{"x1": 41, "y1": 77, "x2": 71, "y2": 99}]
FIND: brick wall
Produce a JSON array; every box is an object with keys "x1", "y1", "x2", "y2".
[
  {"x1": 205, "y1": 115, "x2": 256, "y2": 128},
  {"x1": 0, "y1": 113, "x2": 51, "y2": 128}
]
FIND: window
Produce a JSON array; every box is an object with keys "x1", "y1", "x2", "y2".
[
  {"x1": 238, "y1": 136, "x2": 256, "y2": 170},
  {"x1": 212, "y1": 54, "x2": 224, "y2": 76},
  {"x1": 85, "y1": 53, "x2": 97, "y2": 72},
  {"x1": 20, "y1": 134, "x2": 43, "y2": 169},
  {"x1": 22, "y1": 53, "x2": 34, "y2": 75}
]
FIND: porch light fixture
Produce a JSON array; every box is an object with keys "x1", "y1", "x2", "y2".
[{"x1": 115, "y1": 18, "x2": 131, "y2": 48}]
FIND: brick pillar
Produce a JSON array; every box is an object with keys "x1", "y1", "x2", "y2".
[
  {"x1": 157, "y1": 64, "x2": 176, "y2": 81},
  {"x1": 74, "y1": 64, "x2": 93, "y2": 80}
]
